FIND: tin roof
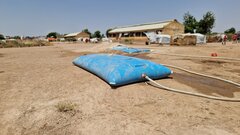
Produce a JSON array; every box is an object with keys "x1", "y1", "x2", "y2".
[
  {"x1": 109, "y1": 20, "x2": 177, "y2": 33},
  {"x1": 64, "y1": 32, "x2": 81, "y2": 37}
]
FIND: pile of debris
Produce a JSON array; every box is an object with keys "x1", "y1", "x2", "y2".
[
  {"x1": 171, "y1": 33, "x2": 206, "y2": 46},
  {"x1": 171, "y1": 35, "x2": 197, "y2": 46}
]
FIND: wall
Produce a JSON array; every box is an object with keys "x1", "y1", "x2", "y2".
[
  {"x1": 162, "y1": 21, "x2": 184, "y2": 36},
  {"x1": 108, "y1": 20, "x2": 184, "y2": 44},
  {"x1": 76, "y1": 32, "x2": 90, "y2": 38}
]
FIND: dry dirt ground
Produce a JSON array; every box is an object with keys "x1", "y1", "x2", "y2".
[{"x1": 0, "y1": 42, "x2": 240, "y2": 135}]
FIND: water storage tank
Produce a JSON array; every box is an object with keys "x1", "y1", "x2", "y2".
[{"x1": 73, "y1": 54, "x2": 172, "y2": 86}]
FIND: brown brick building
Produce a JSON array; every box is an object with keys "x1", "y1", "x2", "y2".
[
  {"x1": 107, "y1": 19, "x2": 184, "y2": 43},
  {"x1": 64, "y1": 32, "x2": 90, "y2": 41}
]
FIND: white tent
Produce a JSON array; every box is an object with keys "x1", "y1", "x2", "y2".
[
  {"x1": 183, "y1": 33, "x2": 206, "y2": 44},
  {"x1": 144, "y1": 32, "x2": 171, "y2": 44},
  {"x1": 156, "y1": 34, "x2": 171, "y2": 44},
  {"x1": 144, "y1": 32, "x2": 157, "y2": 43}
]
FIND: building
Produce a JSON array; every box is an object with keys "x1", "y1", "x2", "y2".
[
  {"x1": 64, "y1": 32, "x2": 90, "y2": 41},
  {"x1": 107, "y1": 19, "x2": 184, "y2": 43}
]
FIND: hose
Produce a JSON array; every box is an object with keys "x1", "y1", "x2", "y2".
[
  {"x1": 142, "y1": 74, "x2": 240, "y2": 102},
  {"x1": 162, "y1": 64, "x2": 240, "y2": 87}
]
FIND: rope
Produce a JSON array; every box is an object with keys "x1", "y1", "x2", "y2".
[
  {"x1": 142, "y1": 75, "x2": 240, "y2": 102},
  {"x1": 162, "y1": 64, "x2": 240, "y2": 87},
  {"x1": 152, "y1": 52, "x2": 240, "y2": 61}
]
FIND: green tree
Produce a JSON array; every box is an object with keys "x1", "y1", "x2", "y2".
[
  {"x1": 46, "y1": 32, "x2": 59, "y2": 38},
  {"x1": 82, "y1": 29, "x2": 92, "y2": 37},
  {"x1": 92, "y1": 30, "x2": 102, "y2": 38},
  {"x1": 197, "y1": 11, "x2": 215, "y2": 34},
  {"x1": 101, "y1": 34, "x2": 105, "y2": 38},
  {"x1": 224, "y1": 27, "x2": 236, "y2": 34},
  {"x1": 13, "y1": 36, "x2": 21, "y2": 39},
  {"x1": 106, "y1": 29, "x2": 112, "y2": 37},
  {"x1": 183, "y1": 12, "x2": 198, "y2": 33},
  {"x1": 0, "y1": 34, "x2": 5, "y2": 40}
]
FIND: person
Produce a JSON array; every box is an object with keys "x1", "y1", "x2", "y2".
[
  {"x1": 232, "y1": 34, "x2": 237, "y2": 44},
  {"x1": 222, "y1": 35, "x2": 227, "y2": 45},
  {"x1": 238, "y1": 35, "x2": 240, "y2": 43}
]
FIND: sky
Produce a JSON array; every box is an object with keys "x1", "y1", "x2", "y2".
[{"x1": 0, "y1": 0, "x2": 239, "y2": 36}]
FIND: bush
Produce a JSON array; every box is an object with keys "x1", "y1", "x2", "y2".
[
  {"x1": 5, "y1": 40, "x2": 24, "y2": 48},
  {"x1": 124, "y1": 39, "x2": 133, "y2": 44},
  {"x1": 0, "y1": 40, "x2": 51, "y2": 48},
  {"x1": 0, "y1": 41, "x2": 6, "y2": 48},
  {"x1": 55, "y1": 101, "x2": 76, "y2": 112}
]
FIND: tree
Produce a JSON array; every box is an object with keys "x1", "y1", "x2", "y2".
[
  {"x1": 46, "y1": 32, "x2": 59, "y2": 38},
  {"x1": 224, "y1": 27, "x2": 236, "y2": 34},
  {"x1": 101, "y1": 34, "x2": 105, "y2": 38},
  {"x1": 183, "y1": 12, "x2": 198, "y2": 33},
  {"x1": 197, "y1": 11, "x2": 215, "y2": 34},
  {"x1": 106, "y1": 29, "x2": 112, "y2": 37},
  {"x1": 13, "y1": 36, "x2": 21, "y2": 39},
  {"x1": 92, "y1": 30, "x2": 102, "y2": 38},
  {"x1": 82, "y1": 29, "x2": 92, "y2": 37},
  {"x1": 0, "y1": 34, "x2": 5, "y2": 40}
]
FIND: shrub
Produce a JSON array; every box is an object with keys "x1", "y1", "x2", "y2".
[
  {"x1": 0, "y1": 40, "x2": 51, "y2": 48},
  {"x1": 55, "y1": 101, "x2": 76, "y2": 112},
  {"x1": 0, "y1": 41, "x2": 6, "y2": 48}
]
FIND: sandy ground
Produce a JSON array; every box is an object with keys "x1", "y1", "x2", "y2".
[{"x1": 0, "y1": 42, "x2": 240, "y2": 135}]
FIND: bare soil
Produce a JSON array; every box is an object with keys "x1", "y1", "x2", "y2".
[{"x1": 0, "y1": 42, "x2": 240, "y2": 135}]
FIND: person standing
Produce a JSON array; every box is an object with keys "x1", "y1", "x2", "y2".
[
  {"x1": 222, "y1": 35, "x2": 227, "y2": 45},
  {"x1": 232, "y1": 34, "x2": 237, "y2": 44},
  {"x1": 238, "y1": 35, "x2": 240, "y2": 43}
]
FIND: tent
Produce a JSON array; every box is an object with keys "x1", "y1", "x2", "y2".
[
  {"x1": 144, "y1": 32, "x2": 171, "y2": 44},
  {"x1": 156, "y1": 34, "x2": 171, "y2": 44},
  {"x1": 183, "y1": 33, "x2": 206, "y2": 44}
]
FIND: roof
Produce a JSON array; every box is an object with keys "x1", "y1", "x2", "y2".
[
  {"x1": 109, "y1": 20, "x2": 177, "y2": 33},
  {"x1": 47, "y1": 37, "x2": 56, "y2": 41},
  {"x1": 64, "y1": 32, "x2": 81, "y2": 37},
  {"x1": 183, "y1": 33, "x2": 205, "y2": 37}
]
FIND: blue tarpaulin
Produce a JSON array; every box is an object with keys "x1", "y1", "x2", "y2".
[
  {"x1": 73, "y1": 54, "x2": 172, "y2": 86},
  {"x1": 112, "y1": 45, "x2": 150, "y2": 54}
]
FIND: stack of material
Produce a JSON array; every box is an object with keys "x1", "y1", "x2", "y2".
[
  {"x1": 206, "y1": 34, "x2": 224, "y2": 43},
  {"x1": 183, "y1": 33, "x2": 206, "y2": 44},
  {"x1": 112, "y1": 45, "x2": 150, "y2": 54},
  {"x1": 171, "y1": 35, "x2": 197, "y2": 46},
  {"x1": 207, "y1": 35, "x2": 219, "y2": 43}
]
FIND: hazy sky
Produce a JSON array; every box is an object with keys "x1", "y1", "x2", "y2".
[{"x1": 0, "y1": 0, "x2": 239, "y2": 36}]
